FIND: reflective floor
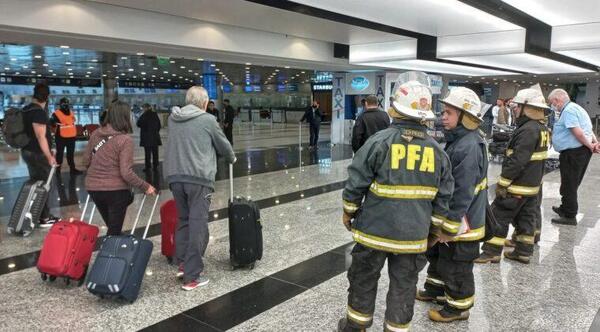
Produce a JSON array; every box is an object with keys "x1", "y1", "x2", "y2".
[{"x1": 0, "y1": 122, "x2": 599, "y2": 331}]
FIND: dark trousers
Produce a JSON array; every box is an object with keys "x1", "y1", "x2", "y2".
[
  {"x1": 89, "y1": 189, "x2": 133, "y2": 236},
  {"x1": 483, "y1": 194, "x2": 538, "y2": 256},
  {"x1": 21, "y1": 150, "x2": 50, "y2": 220},
  {"x1": 143, "y1": 146, "x2": 159, "y2": 169},
  {"x1": 424, "y1": 241, "x2": 479, "y2": 313},
  {"x1": 309, "y1": 124, "x2": 320, "y2": 147},
  {"x1": 55, "y1": 136, "x2": 76, "y2": 169},
  {"x1": 559, "y1": 146, "x2": 592, "y2": 218},
  {"x1": 224, "y1": 125, "x2": 233, "y2": 146},
  {"x1": 170, "y1": 182, "x2": 212, "y2": 283},
  {"x1": 346, "y1": 244, "x2": 426, "y2": 330}
]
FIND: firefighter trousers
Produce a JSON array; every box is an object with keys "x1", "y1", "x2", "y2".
[
  {"x1": 482, "y1": 194, "x2": 537, "y2": 257},
  {"x1": 345, "y1": 243, "x2": 426, "y2": 331},
  {"x1": 511, "y1": 186, "x2": 542, "y2": 241},
  {"x1": 424, "y1": 241, "x2": 479, "y2": 312}
]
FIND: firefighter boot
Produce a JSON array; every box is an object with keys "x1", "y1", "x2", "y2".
[
  {"x1": 474, "y1": 252, "x2": 501, "y2": 264},
  {"x1": 416, "y1": 290, "x2": 447, "y2": 304},
  {"x1": 504, "y1": 239, "x2": 516, "y2": 248},
  {"x1": 504, "y1": 250, "x2": 530, "y2": 264},
  {"x1": 337, "y1": 318, "x2": 365, "y2": 332},
  {"x1": 428, "y1": 308, "x2": 470, "y2": 322}
]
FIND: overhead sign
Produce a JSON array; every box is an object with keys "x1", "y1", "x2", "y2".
[
  {"x1": 345, "y1": 73, "x2": 376, "y2": 95},
  {"x1": 312, "y1": 83, "x2": 333, "y2": 91},
  {"x1": 156, "y1": 56, "x2": 170, "y2": 66}
]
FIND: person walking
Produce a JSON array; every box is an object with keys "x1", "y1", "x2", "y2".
[
  {"x1": 351, "y1": 95, "x2": 390, "y2": 153},
  {"x1": 84, "y1": 101, "x2": 157, "y2": 236},
  {"x1": 137, "y1": 103, "x2": 162, "y2": 172},
  {"x1": 416, "y1": 87, "x2": 488, "y2": 322},
  {"x1": 20, "y1": 82, "x2": 59, "y2": 227},
  {"x1": 300, "y1": 100, "x2": 322, "y2": 150},
  {"x1": 337, "y1": 81, "x2": 454, "y2": 332},
  {"x1": 51, "y1": 97, "x2": 82, "y2": 175},
  {"x1": 548, "y1": 89, "x2": 598, "y2": 225},
  {"x1": 475, "y1": 87, "x2": 550, "y2": 265},
  {"x1": 164, "y1": 86, "x2": 236, "y2": 291},
  {"x1": 222, "y1": 99, "x2": 235, "y2": 145}
]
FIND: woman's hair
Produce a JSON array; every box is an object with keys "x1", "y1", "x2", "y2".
[{"x1": 103, "y1": 100, "x2": 133, "y2": 133}]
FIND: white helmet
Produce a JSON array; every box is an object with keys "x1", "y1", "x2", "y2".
[
  {"x1": 391, "y1": 81, "x2": 435, "y2": 121},
  {"x1": 440, "y1": 87, "x2": 482, "y2": 121},
  {"x1": 513, "y1": 88, "x2": 549, "y2": 110}
]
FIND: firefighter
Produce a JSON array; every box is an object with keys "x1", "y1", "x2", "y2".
[
  {"x1": 337, "y1": 81, "x2": 455, "y2": 332},
  {"x1": 475, "y1": 87, "x2": 550, "y2": 264},
  {"x1": 415, "y1": 87, "x2": 488, "y2": 322}
]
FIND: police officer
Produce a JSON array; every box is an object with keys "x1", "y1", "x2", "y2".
[
  {"x1": 475, "y1": 87, "x2": 550, "y2": 264},
  {"x1": 416, "y1": 87, "x2": 488, "y2": 322},
  {"x1": 338, "y1": 81, "x2": 454, "y2": 332},
  {"x1": 51, "y1": 97, "x2": 82, "y2": 175}
]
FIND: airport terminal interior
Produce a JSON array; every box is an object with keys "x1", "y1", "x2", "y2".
[{"x1": 2, "y1": 0, "x2": 600, "y2": 331}]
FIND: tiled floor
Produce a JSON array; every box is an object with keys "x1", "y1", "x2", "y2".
[{"x1": 0, "y1": 122, "x2": 599, "y2": 331}]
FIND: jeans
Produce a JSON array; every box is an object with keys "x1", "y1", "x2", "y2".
[
  {"x1": 170, "y1": 182, "x2": 213, "y2": 283},
  {"x1": 88, "y1": 189, "x2": 134, "y2": 235},
  {"x1": 559, "y1": 146, "x2": 592, "y2": 218},
  {"x1": 21, "y1": 150, "x2": 50, "y2": 220}
]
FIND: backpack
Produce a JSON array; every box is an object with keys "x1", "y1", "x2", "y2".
[{"x1": 2, "y1": 107, "x2": 30, "y2": 149}]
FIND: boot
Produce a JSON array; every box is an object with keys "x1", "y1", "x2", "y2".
[
  {"x1": 474, "y1": 252, "x2": 501, "y2": 264},
  {"x1": 416, "y1": 290, "x2": 446, "y2": 304},
  {"x1": 551, "y1": 216, "x2": 577, "y2": 226},
  {"x1": 337, "y1": 318, "x2": 365, "y2": 332},
  {"x1": 504, "y1": 239, "x2": 516, "y2": 248},
  {"x1": 428, "y1": 308, "x2": 470, "y2": 322},
  {"x1": 552, "y1": 206, "x2": 565, "y2": 217},
  {"x1": 504, "y1": 250, "x2": 530, "y2": 264}
]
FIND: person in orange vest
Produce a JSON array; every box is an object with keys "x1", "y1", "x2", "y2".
[{"x1": 51, "y1": 97, "x2": 82, "y2": 175}]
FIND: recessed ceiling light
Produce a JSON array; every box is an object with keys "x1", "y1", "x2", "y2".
[
  {"x1": 136, "y1": 52, "x2": 144, "y2": 56},
  {"x1": 180, "y1": 66, "x2": 185, "y2": 69},
  {"x1": 62, "y1": 52, "x2": 69, "y2": 55},
  {"x1": 152, "y1": 75, "x2": 156, "y2": 78},
  {"x1": 102, "y1": 74, "x2": 107, "y2": 77},
  {"x1": 52, "y1": 73, "x2": 56, "y2": 76},
  {"x1": 275, "y1": 69, "x2": 280, "y2": 72},
  {"x1": 86, "y1": 71, "x2": 91, "y2": 74},
  {"x1": 15, "y1": 72, "x2": 20, "y2": 75},
  {"x1": 34, "y1": 55, "x2": 41, "y2": 59},
  {"x1": 128, "y1": 68, "x2": 134, "y2": 72},
  {"x1": 60, "y1": 45, "x2": 70, "y2": 49},
  {"x1": 121, "y1": 73, "x2": 126, "y2": 76},
  {"x1": 22, "y1": 65, "x2": 28, "y2": 69},
  {"x1": 160, "y1": 76, "x2": 164, "y2": 79},
  {"x1": 3, "y1": 67, "x2": 9, "y2": 70},
  {"x1": 113, "y1": 65, "x2": 118, "y2": 68},
  {"x1": 65, "y1": 62, "x2": 71, "y2": 65},
  {"x1": 188, "y1": 70, "x2": 192, "y2": 73},
  {"x1": 163, "y1": 71, "x2": 168, "y2": 74},
  {"x1": 284, "y1": 66, "x2": 290, "y2": 69},
  {"x1": 170, "y1": 60, "x2": 175, "y2": 64},
  {"x1": 88, "y1": 66, "x2": 94, "y2": 69},
  {"x1": 245, "y1": 63, "x2": 252, "y2": 66},
  {"x1": 133, "y1": 75, "x2": 137, "y2": 78},
  {"x1": 85, "y1": 75, "x2": 90, "y2": 78},
  {"x1": 10, "y1": 58, "x2": 17, "y2": 61},
  {"x1": 121, "y1": 56, "x2": 128, "y2": 60},
  {"x1": 153, "y1": 67, "x2": 158, "y2": 70},
  {"x1": 139, "y1": 63, "x2": 145, "y2": 66},
  {"x1": 31, "y1": 70, "x2": 36, "y2": 74},
  {"x1": 197, "y1": 58, "x2": 204, "y2": 61},
  {"x1": 68, "y1": 68, "x2": 72, "y2": 71},
  {"x1": 141, "y1": 72, "x2": 146, "y2": 75},
  {"x1": 210, "y1": 64, "x2": 216, "y2": 67},
  {"x1": 172, "y1": 74, "x2": 176, "y2": 77},
  {"x1": 92, "y1": 59, "x2": 98, "y2": 62},
  {"x1": 42, "y1": 64, "x2": 48, "y2": 67}
]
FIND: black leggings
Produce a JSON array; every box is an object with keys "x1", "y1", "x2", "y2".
[{"x1": 89, "y1": 190, "x2": 133, "y2": 236}]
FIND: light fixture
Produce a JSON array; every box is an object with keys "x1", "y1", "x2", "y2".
[
  {"x1": 121, "y1": 56, "x2": 127, "y2": 60},
  {"x1": 34, "y1": 55, "x2": 41, "y2": 59},
  {"x1": 128, "y1": 68, "x2": 134, "y2": 72},
  {"x1": 153, "y1": 67, "x2": 158, "y2": 70},
  {"x1": 361, "y1": 60, "x2": 517, "y2": 76},
  {"x1": 113, "y1": 65, "x2": 118, "y2": 68},
  {"x1": 170, "y1": 60, "x2": 175, "y2": 64},
  {"x1": 197, "y1": 58, "x2": 204, "y2": 61},
  {"x1": 22, "y1": 65, "x2": 28, "y2": 69},
  {"x1": 10, "y1": 57, "x2": 17, "y2": 61},
  {"x1": 62, "y1": 52, "x2": 69, "y2": 55},
  {"x1": 67, "y1": 68, "x2": 73, "y2": 71},
  {"x1": 136, "y1": 52, "x2": 144, "y2": 56},
  {"x1": 245, "y1": 62, "x2": 252, "y2": 66},
  {"x1": 284, "y1": 66, "x2": 290, "y2": 69},
  {"x1": 210, "y1": 64, "x2": 216, "y2": 67},
  {"x1": 92, "y1": 59, "x2": 98, "y2": 62},
  {"x1": 180, "y1": 66, "x2": 186, "y2": 69}
]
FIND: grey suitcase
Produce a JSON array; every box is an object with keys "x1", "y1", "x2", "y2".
[
  {"x1": 86, "y1": 194, "x2": 159, "y2": 303},
  {"x1": 7, "y1": 166, "x2": 56, "y2": 236}
]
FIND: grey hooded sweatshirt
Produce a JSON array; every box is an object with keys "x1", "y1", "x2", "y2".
[{"x1": 164, "y1": 104, "x2": 235, "y2": 189}]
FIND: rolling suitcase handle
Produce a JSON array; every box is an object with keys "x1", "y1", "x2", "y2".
[
  {"x1": 44, "y1": 165, "x2": 58, "y2": 191},
  {"x1": 130, "y1": 194, "x2": 147, "y2": 235},
  {"x1": 75, "y1": 194, "x2": 96, "y2": 225},
  {"x1": 142, "y1": 193, "x2": 160, "y2": 239},
  {"x1": 229, "y1": 163, "x2": 234, "y2": 202}
]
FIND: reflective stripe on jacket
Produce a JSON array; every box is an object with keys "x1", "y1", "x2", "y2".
[
  {"x1": 342, "y1": 120, "x2": 454, "y2": 254},
  {"x1": 54, "y1": 110, "x2": 76, "y2": 138}
]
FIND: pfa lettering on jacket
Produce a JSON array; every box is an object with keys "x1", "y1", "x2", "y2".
[{"x1": 390, "y1": 144, "x2": 435, "y2": 173}]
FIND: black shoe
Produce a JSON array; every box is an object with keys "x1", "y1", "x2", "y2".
[
  {"x1": 551, "y1": 216, "x2": 577, "y2": 226},
  {"x1": 552, "y1": 206, "x2": 565, "y2": 217},
  {"x1": 38, "y1": 215, "x2": 60, "y2": 228},
  {"x1": 337, "y1": 318, "x2": 365, "y2": 332},
  {"x1": 70, "y1": 169, "x2": 83, "y2": 175}
]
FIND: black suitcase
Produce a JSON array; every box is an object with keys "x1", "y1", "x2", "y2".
[
  {"x1": 86, "y1": 194, "x2": 159, "y2": 303},
  {"x1": 228, "y1": 164, "x2": 262, "y2": 269},
  {"x1": 7, "y1": 166, "x2": 57, "y2": 236}
]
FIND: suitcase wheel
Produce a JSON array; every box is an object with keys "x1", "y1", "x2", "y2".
[
  {"x1": 64, "y1": 278, "x2": 71, "y2": 286},
  {"x1": 41, "y1": 273, "x2": 47, "y2": 281},
  {"x1": 166, "y1": 256, "x2": 173, "y2": 265},
  {"x1": 6, "y1": 227, "x2": 14, "y2": 235},
  {"x1": 49, "y1": 276, "x2": 56, "y2": 282}
]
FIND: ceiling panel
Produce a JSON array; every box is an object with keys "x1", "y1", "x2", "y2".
[
  {"x1": 291, "y1": 0, "x2": 522, "y2": 36},
  {"x1": 501, "y1": 0, "x2": 600, "y2": 26},
  {"x1": 441, "y1": 53, "x2": 593, "y2": 74},
  {"x1": 86, "y1": 0, "x2": 407, "y2": 44},
  {"x1": 358, "y1": 60, "x2": 518, "y2": 76}
]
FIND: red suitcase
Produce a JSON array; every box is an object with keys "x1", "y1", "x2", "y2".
[
  {"x1": 160, "y1": 199, "x2": 178, "y2": 264},
  {"x1": 37, "y1": 195, "x2": 99, "y2": 286}
]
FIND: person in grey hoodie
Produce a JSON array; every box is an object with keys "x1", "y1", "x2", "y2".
[{"x1": 164, "y1": 86, "x2": 236, "y2": 291}]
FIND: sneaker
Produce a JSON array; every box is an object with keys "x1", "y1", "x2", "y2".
[
  {"x1": 416, "y1": 290, "x2": 446, "y2": 304},
  {"x1": 504, "y1": 239, "x2": 516, "y2": 248},
  {"x1": 552, "y1": 206, "x2": 565, "y2": 217},
  {"x1": 474, "y1": 252, "x2": 501, "y2": 264},
  {"x1": 176, "y1": 264, "x2": 184, "y2": 279},
  {"x1": 181, "y1": 276, "x2": 210, "y2": 291},
  {"x1": 504, "y1": 251, "x2": 530, "y2": 264},
  {"x1": 428, "y1": 308, "x2": 470, "y2": 322},
  {"x1": 551, "y1": 216, "x2": 577, "y2": 226},
  {"x1": 38, "y1": 216, "x2": 59, "y2": 228}
]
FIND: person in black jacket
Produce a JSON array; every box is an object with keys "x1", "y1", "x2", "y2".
[
  {"x1": 475, "y1": 87, "x2": 550, "y2": 265},
  {"x1": 300, "y1": 100, "x2": 322, "y2": 150},
  {"x1": 416, "y1": 87, "x2": 488, "y2": 323},
  {"x1": 207, "y1": 100, "x2": 220, "y2": 122},
  {"x1": 351, "y1": 95, "x2": 390, "y2": 153},
  {"x1": 223, "y1": 99, "x2": 235, "y2": 145},
  {"x1": 137, "y1": 104, "x2": 162, "y2": 171}
]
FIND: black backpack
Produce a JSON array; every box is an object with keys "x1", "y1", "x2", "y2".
[{"x1": 2, "y1": 107, "x2": 31, "y2": 149}]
